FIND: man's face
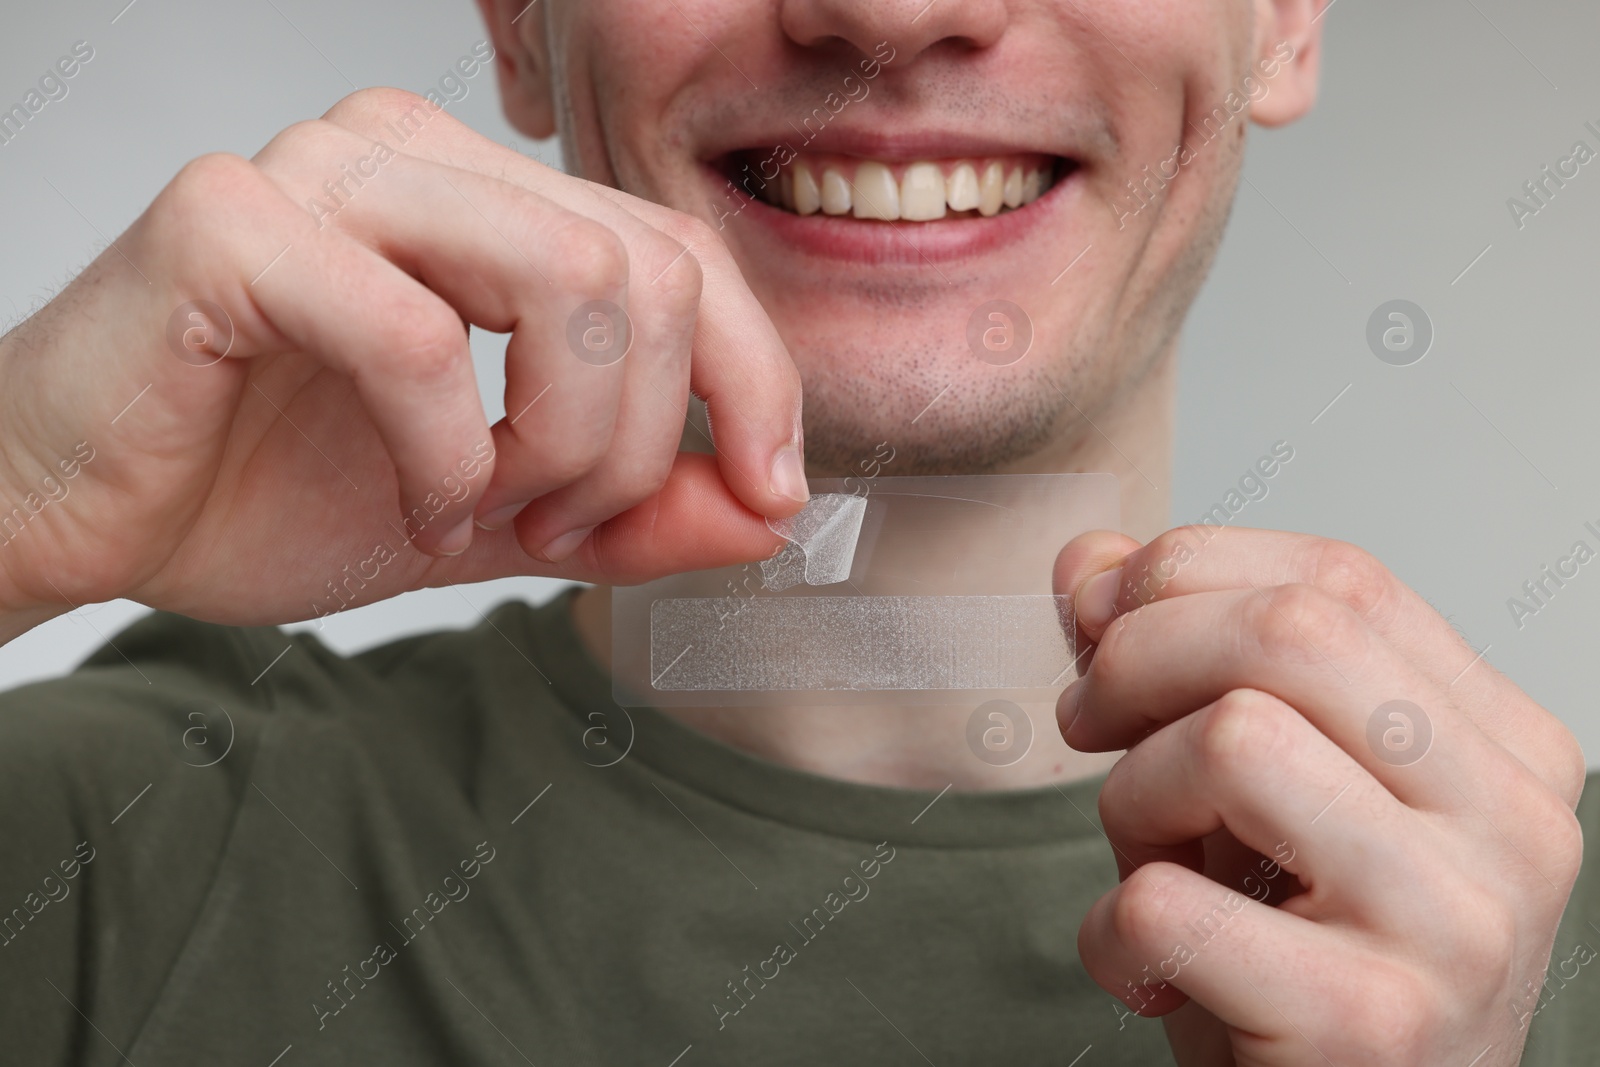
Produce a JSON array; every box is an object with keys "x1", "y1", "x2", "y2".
[{"x1": 508, "y1": 1, "x2": 1317, "y2": 475}]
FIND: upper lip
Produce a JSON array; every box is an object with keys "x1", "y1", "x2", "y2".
[{"x1": 701, "y1": 125, "x2": 1075, "y2": 164}]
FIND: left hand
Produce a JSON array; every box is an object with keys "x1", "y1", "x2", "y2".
[{"x1": 1055, "y1": 526, "x2": 1587, "y2": 1066}]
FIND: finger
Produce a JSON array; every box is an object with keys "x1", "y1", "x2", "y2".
[
  {"x1": 1059, "y1": 582, "x2": 1526, "y2": 813},
  {"x1": 1063, "y1": 525, "x2": 1583, "y2": 804},
  {"x1": 325, "y1": 159, "x2": 633, "y2": 529},
  {"x1": 588, "y1": 184, "x2": 810, "y2": 516},
  {"x1": 1052, "y1": 529, "x2": 1141, "y2": 667},
  {"x1": 1055, "y1": 529, "x2": 1143, "y2": 592},
  {"x1": 534, "y1": 451, "x2": 786, "y2": 584},
  {"x1": 503, "y1": 232, "x2": 701, "y2": 562},
  {"x1": 160, "y1": 153, "x2": 492, "y2": 557},
  {"x1": 444, "y1": 187, "x2": 692, "y2": 539},
  {"x1": 252, "y1": 124, "x2": 639, "y2": 553},
  {"x1": 1067, "y1": 526, "x2": 1511, "y2": 720},
  {"x1": 1068, "y1": 585, "x2": 1555, "y2": 825},
  {"x1": 410, "y1": 452, "x2": 785, "y2": 589},
  {"x1": 1079, "y1": 858, "x2": 1360, "y2": 1057},
  {"x1": 580, "y1": 451, "x2": 790, "y2": 582},
  {"x1": 1097, "y1": 688, "x2": 1424, "y2": 922},
  {"x1": 319, "y1": 90, "x2": 810, "y2": 520}
]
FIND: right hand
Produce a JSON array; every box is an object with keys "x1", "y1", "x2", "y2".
[{"x1": 0, "y1": 88, "x2": 807, "y2": 636}]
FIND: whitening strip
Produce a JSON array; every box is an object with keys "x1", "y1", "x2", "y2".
[
  {"x1": 760, "y1": 493, "x2": 868, "y2": 591},
  {"x1": 649, "y1": 595, "x2": 1075, "y2": 691},
  {"x1": 612, "y1": 473, "x2": 1119, "y2": 706}
]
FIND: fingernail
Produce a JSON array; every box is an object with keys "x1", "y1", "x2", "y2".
[
  {"x1": 539, "y1": 525, "x2": 595, "y2": 564},
  {"x1": 476, "y1": 500, "x2": 531, "y2": 531},
  {"x1": 1076, "y1": 567, "x2": 1122, "y2": 632},
  {"x1": 768, "y1": 446, "x2": 810, "y2": 504},
  {"x1": 1058, "y1": 681, "x2": 1083, "y2": 741},
  {"x1": 436, "y1": 517, "x2": 474, "y2": 557}
]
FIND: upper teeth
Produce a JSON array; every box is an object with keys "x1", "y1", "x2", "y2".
[{"x1": 761, "y1": 156, "x2": 1053, "y2": 220}]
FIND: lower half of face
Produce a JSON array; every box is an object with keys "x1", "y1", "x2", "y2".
[{"x1": 550, "y1": 0, "x2": 1268, "y2": 475}]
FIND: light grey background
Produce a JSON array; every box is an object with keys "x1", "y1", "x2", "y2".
[{"x1": 2, "y1": 2, "x2": 1598, "y2": 757}]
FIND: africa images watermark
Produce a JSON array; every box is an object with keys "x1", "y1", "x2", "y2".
[
  {"x1": 966, "y1": 699, "x2": 1035, "y2": 767},
  {"x1": 1505, "y1": 116, "x2": 1600, "y2": 231},
  {"x1": 1110, "y1": 39, "x2": 1297, "y2": 231},
  {"x1": 710, "y1": 840, "x2": 897, "y2": 1029},
  {"x1": 305, "y1": 41, "x2": 495, "y2": 229},
  {"x1": 0, "y1": 439, "x2": 97, "y2": 548},
  {"x1": 1512, "y1": 936, "x2": 1598, "y2": 1031},
  {"x1": 1109, "y1": 440, "x2": 1296, "y2": 637},
  {"x1": 311, "y1": 840, "x2": 497, "y2": 1029},
  {"x1": 0, "y1": 40, "x2": 96, "y2": 149},
  {"x1": 0, "y1": 841, "x2": 96, "y2": 949},
  {"x1": 1505, "y1": 518, "x2": 1600, "y2": 631},
  {"x1": 1112, "y1": 840, "x2": 1298, "y2": 1028},
  {"x1": 307, "y1": 439, "x2": 496, "y2": 626},
  {"x1": 709, "y1": 41, "x2": 898, "y2": 230}
]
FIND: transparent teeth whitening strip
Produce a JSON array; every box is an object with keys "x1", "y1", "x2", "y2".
[{"x1": 612, "y1": 473, "x2": 1119, "y2": 707}]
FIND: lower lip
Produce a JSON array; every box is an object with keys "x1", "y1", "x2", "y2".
[{"x1": 705, "y1": 164, "x2": 1080, "y2": 266}]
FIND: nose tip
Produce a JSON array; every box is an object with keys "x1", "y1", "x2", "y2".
[{"x1": 780, "y1": 0, "x2": 1009, "y2": 64}]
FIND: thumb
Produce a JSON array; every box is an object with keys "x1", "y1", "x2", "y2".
[
  {"x1": 1054, "y1": 529, "x2": 1143, "y2": 645},
  {"x1": 568, "y1": 451, "x2": 787, "y2": 584},
  {"x1": 426, "y1": 451, "x2": 786, "y2": 589}
]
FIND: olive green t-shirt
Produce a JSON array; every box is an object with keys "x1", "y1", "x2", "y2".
[{"x1": 2, "y1": 591, "x2": 1597, "y2": 1065}]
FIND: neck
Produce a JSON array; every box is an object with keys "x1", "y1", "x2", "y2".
[{"x1": 570, "y1": 350, "x2": 1176, "y2": 791}]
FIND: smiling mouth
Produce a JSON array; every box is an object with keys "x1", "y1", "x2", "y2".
[{"x1": 720, "y1": 150, "x2": 1072, "y2": 222}]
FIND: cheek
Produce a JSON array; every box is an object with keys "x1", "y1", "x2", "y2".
[{"x1": 555, "y1": 3, "x2": 699, "y2": 185}]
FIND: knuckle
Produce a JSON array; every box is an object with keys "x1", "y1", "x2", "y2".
[
  {"x1": 647, "y1": 239, "x2": 704, "y2": 312},
  {"x1": 259, "y1": 118, "x2": 344, "y2": 164},
  {"x1": 1546, "y1": 724, "x2": 1588, "y2": 811},
  {"x1": 150, "y1": 154, "x2": 279, "y2": 276},
  {"x1": 1083, "y1": 611, "x2": 1133, "y2": 686},
  {"x1": 158, "y1": 153, "x2": 260, "y2": 225},
  {"x1": 1080, "y1": 619, "x2": 1171, "y2": 742},
  {"x1": 525, "y1": 430, "x2": 609, "y2": 487},
  {"x1": 658, "y1": 210, "x2": 722, "y2": 255},
  {"x1": 1308, "y1": 538, "x2": 1396, "y2": 622},
  {"x1": 1193, "y1": 690, "x2": 1289, "y2": 774},
  {"x1": 1564, "y1": 748, "x2": 1589, "y2": 811},
  {"x1": 1531, "y1": 789, "x2": 1585, "y2": 888},
  {"x1": 1096, "y1": 755, "x2": 1164, "y2": 843},
  {"x1": 1108, "y1": 865, "x2": 1186, "y2": 954},
  {"x1": 1096, "y1": 762, "x2": 1130, "y2": 829},
  {"x1": 1433, "y1": 882, "x2": 1518, "y2": 979},
  {"x1": 323, "y1": 87, "x2": 438, "y2": 133},
  {"x1": 1123, "y1": 527, "x2": 1205, "y2": 606},
  {"x1": 1341, "y1": 963, "x2": 1439, "y2": 1060},
  {"x1": 1252, "y1": 582, "x2": 1367, "y2": 667},
  {"x1": 384, "y1": 305, "x2": 467, "y2": 384},
  {"x1": 566, "y1": 452, "x2": 674, "y2": 515},
  {"x1": 617, "y1": 453, "x2": 676, "y2": 505},
  {"x1": 1164, "y1": 524, "x2": 1215, "y2": 549},
  {"x1": 552, "y1": 217, "x2": 631, "y2": 297}
]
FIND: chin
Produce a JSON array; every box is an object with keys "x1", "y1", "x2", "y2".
[{"x1": 793, "y1": 342, "x2": 1081, "y2": 477}]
